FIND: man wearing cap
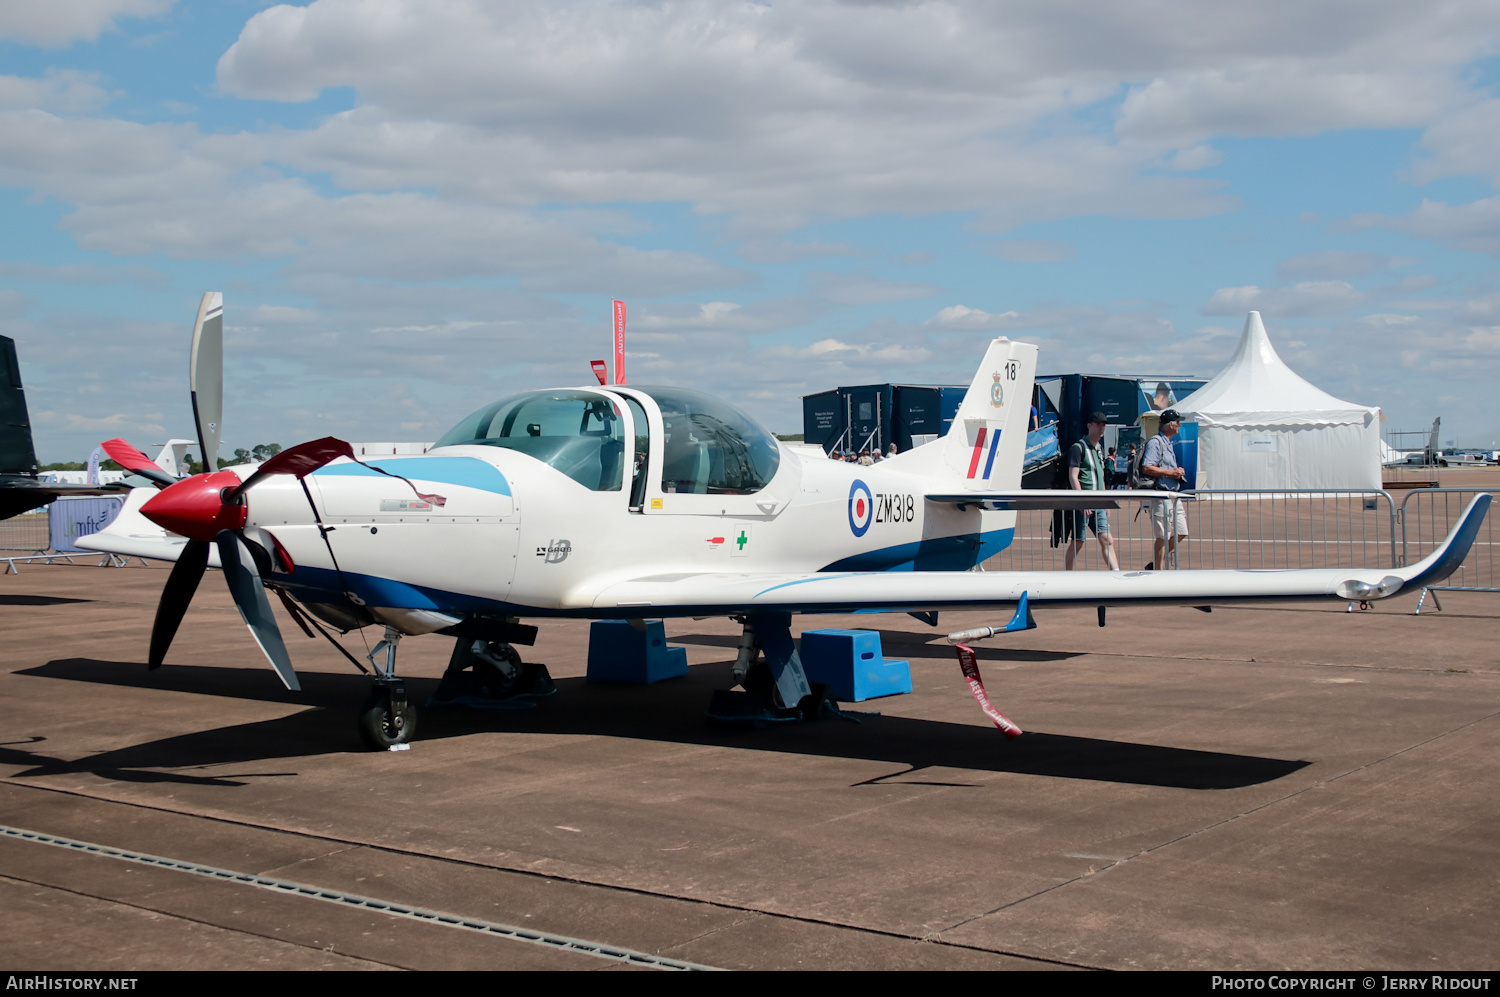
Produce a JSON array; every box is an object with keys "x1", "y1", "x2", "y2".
[
  {"x1": 1065, "y1": 412, "x2": 1119, "y2": 571},
  {"x1": 1143, "y1": 408, "x2": 1189, "y2": 569}
]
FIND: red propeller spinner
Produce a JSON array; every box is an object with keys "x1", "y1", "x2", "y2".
[
  {"x1": 138, "y1": 437, "x2": 355, "y2": 541},
  {"x1": 140, "y1": 471, "x2": 247, "y2": 541}
]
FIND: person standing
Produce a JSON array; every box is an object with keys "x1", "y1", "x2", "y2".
[
  {"x1": 1143, "y1": 409, "x2": 1189, "y2": 569},
  {"x1": 1065, "y1": 412, "x2": 1119, "y2": 571}
]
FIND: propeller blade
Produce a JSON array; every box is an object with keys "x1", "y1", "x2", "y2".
[
  {"x1": 101, "y1": 438, "x2": 176, "y2": 489},
  {"x1": 190, "y1": 292, "x2": 223, "y2": 473},
  {"x1": 148, "y1": 537, "x2": 210, "y2": 667},
  {"x1": 224, "y1": 437, "x2": 356, "y2": 501},
  {"x1": 216, "y1": 530, "x2": 300, "y2": 691}
]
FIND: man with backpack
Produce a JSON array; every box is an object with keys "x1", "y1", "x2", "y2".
[
  {"x1": 1141, "y1": 408, "x2": 1189, "y2": 569},
  {"x1": 1065, "y1": 412, "x2": 1119, "y2": 571}
]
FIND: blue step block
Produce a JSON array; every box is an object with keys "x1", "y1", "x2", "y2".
[
  {"x1": 799, "y1": 629, "x2": 912, "y2": 702},
  {"x1": 587, "y1": 620, "x2": 689, "y2": 684}
]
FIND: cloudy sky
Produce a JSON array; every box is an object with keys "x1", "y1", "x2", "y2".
[{"x1": 5, "y1": 0, "x2": 1500, "y2": 461}]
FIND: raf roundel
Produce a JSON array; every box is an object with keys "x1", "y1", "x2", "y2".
[{"x1": 848, "y1": 479, "x2": 874, "y2": 537}]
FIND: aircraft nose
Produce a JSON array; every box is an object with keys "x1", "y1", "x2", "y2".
[{"x1": 140, "y1": 470, "x2": 248, "y2": 541}]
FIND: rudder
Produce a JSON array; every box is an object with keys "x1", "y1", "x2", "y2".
[{"x1": 938, "y1": 337, "x2": 1037, "y2": 490}]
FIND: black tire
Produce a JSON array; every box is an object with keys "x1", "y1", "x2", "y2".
[{"x1": 359, "y1": 687, "x2": 416, "y2": 749}]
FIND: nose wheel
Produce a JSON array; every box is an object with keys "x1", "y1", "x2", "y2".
[
  {"x1": 359, "y1": 680, "x2": 415, "y2": 749},
  {"x1": 358, "y1": 626, "x2": 417, "y2": 749}
]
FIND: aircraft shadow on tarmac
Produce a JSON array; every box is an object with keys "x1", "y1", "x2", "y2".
[
  {"x1": 671, "y1": 630, "x2": 1083, "y2": 663},
  {"x1": 15, "y1": 656, "x2": 1309, "y2": 791},
  {"x1": 0, "y1": 594, "x2": 95, "y2": 607}
]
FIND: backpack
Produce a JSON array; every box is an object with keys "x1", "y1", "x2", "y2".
[{"x1": 1127, "y1": 444, "x2": 1156, "y2": 490}]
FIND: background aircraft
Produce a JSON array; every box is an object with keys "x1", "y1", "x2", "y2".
[
  {"x1": 92, "y1": 294, "x2": 1489, "y2": 749},
  {"x1": 0, "y1": 334, "x2": 138, "y2": 519}
]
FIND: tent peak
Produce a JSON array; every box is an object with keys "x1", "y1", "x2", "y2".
[
  {"x1": 1235, "y1": 311, "x2": 1284, "y2": 370},
  {"x1": 1175, "y1": 311, "x2": 1379, "y2": 426}
]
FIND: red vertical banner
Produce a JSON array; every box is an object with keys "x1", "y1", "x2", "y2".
[{"x1": 612, "y1": 299, "x2": 627, "y2": 384}]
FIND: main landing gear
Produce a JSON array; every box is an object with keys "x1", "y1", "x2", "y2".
[
  {"x1": 359, "y1": 626, "x2": 416, "y2": 749},
  {"x1": 427, "y1": 638, "x2": 556, "y2": 711},
  {"x1": 707, "y1": 612, "x2": 853, "y2": 728}
]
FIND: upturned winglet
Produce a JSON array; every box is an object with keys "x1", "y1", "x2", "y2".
[{"x1": 1394, "y1": 493, "x2": 1491, "y2": 595}]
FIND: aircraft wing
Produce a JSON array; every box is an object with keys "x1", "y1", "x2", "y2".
[
  {"x1": 926, "y1": 489, "x2": 1172, "y2": 510},
  {"x1": 588, "y1": 494, "x2": 1489, "y2": 616},
  {"x1": 0, "y1": 478, "x2": 130, "y2": 520},
  {"x1": 71, "y1": 485, "x2": 217, "y2": 565}
]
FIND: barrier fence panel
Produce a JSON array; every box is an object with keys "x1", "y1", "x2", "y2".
[
  {"x1": 983, "y1": 489, "x2": 1397, "y2": 573},
  {"x1": 0, "y1": 509, "x2": 49, "y2": 554},
  {"x1": 1399, "y1": 488, "x2": 1500, "y2": 594},
  {"x1": 1177, "y1": 490, "x2": 1396, "y2": 572},
  {"x1": 982, "y1": 496, "x2": 1171, "y2": 573}
]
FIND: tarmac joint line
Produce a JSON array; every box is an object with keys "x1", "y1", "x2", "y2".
[
  {"x1": 936, "y1": 703, "x2": 1500, "y2": 936},
  {"x1": 0, "y1": 781, "x2": 1104, "y2": 971},
  {"x1": 0, "y1": 870, "x2": 402, "y2": 971},
  {"x1": 0, "y1": 823, "x2": 724, "y2": 972}
]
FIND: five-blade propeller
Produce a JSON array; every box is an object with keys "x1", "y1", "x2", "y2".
[{"x1": 106, "y1": 293, "x2": 356, "y2": 692}]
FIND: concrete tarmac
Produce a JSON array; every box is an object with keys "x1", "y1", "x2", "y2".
[{"x1": 1, "y1": 560, "x2": 1497, "y2": 971}]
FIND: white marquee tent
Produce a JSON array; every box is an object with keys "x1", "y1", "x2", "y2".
[{"x1": 1175, "y1": 312, "x2": 1383, "y2": 490}]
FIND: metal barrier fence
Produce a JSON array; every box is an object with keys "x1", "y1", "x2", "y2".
[
  {"x1": 1399, "y1": 488, "x2": 1500, "y2": 607},
  {"x1": 983, "y1": 489, "x2": 1399, "y2": 573},
  {"x1": 0, "y1": 510, "x2": 49, "y2": 554},
  {"x1": 1179, "y1": 490, "x2": 1397, "y2": 571}
]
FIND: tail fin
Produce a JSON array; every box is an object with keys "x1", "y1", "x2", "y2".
[
  {"x1": 152, "y1": 439, "x2": 195, "y2": 479},
  {"x1": 931, "y1": 337, "x2": 1038, "y2": 490},
  {"x1": 190, "y1": 292, "x2": 223, "y2": 473}
]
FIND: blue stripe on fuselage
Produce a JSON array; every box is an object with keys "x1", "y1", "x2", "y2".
[
  {"x1": 313, "y1": 456, "x2": 511, "y2": 495},
  {"x1": 819, "y1": 527, "x2": 1014, "y2": 572}
]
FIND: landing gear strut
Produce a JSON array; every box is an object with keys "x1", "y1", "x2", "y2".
[
  {"x1": 358, "y1": 626, "x2": 416, "y2": 749},
  {"x1": 428, "y1": 638, "x2": 556, "y2": 709},
  {"x1": 708, "y1": 613, "x2": 847, "y2": 727}
]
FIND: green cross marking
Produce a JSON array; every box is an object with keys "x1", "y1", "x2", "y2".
[{"x1": 736, "y1": 530, "x2": 748, "y2": 551}]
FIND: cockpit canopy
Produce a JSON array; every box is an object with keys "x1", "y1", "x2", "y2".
[
  {"x1": 433, "y1": 385, "x2": 782, "y2": 496},
  {"x1": 634, "y1": 386, "x2": 780, "y2": 496},
  {"x1": 434, "y1": 390, "x2": 626, "y2": 491}
]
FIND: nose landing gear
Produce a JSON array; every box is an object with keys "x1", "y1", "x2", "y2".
[{"x1": 358, "y1": 626, "x2": 417, "y2": 749}]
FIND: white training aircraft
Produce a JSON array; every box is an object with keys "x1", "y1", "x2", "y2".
[{"x1": 91, "y1": 294, "x2": 1490, "y2": 748}]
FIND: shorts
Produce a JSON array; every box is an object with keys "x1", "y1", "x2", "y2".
[
  {"x1": 1150, "y1": 496, "x2": 1189, "y2": 540},
  {"x1": 1069, "y1": 508, "x2": 1110, "y2": 538}
]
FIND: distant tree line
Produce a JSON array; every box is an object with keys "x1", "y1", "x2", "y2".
[
  {"x1": 184, "y1": 442, "x2": 282, "y2": 475},
  {"x1": 43, "y1": 443, "x2": 284, "y2": 476}
]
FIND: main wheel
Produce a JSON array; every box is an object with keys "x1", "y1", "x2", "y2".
[{"x1": 359, "y1": 686, "x2": 416, "y2": 749}]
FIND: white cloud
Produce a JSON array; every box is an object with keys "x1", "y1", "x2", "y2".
[
  {"x1": 634, "y1": 297, "x2": 822, "y2": 334},
  {"x1": 0, "y1": 260, "x2": 166, "y2": 285},
  {"x1": 736, "y1": 239, "x2": 869, "y2": 264},
  {"x1": 1202, "y1": 281, "x2": 1367, "y2": 316},
  {"x1": 1159, "y1": 144, "x2": 1222, "y2": 171},
  {"x1": 1275, "y1": 251, "x2": 1417, "y2": 280},
  {"x1": 985, "y1": 239, "x2": 1075, "y2": 263},
  {"x1": 763, "y1": 337, "x2": 931, "y2": 365},
  {"x1": 0, "y1": 290, "x2": 31, "y2": 319},
  {"x1": 926, "y1": 304, "x2": 1022, "y2": 330},
  {"x1": 1411, "y1": 98, "x2": 1500, "y2": 185},
  {"x1": 1117, "y1": 68, "x2": 1457, "y2": 145},
  {"x1": 1355, "y1": 196, "x2": 1500, "y2": 256},
  {"x1": 0, "y1": 0, "x2": 173, "y2": 48},
  {"x1": 0, "y1": 70, "x2": 113, "y2": 113},
  {"x1": 808, "y1": 271, "x2": 941, "y2": 306}
]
